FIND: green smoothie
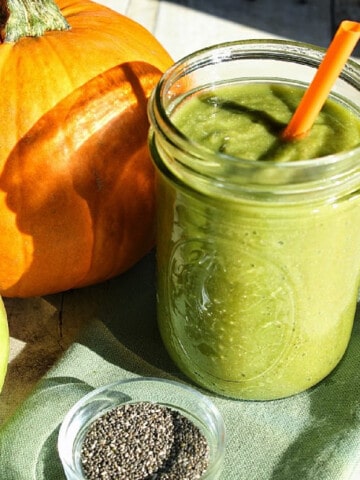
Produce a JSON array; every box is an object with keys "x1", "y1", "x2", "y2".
[
  {"x1": 153, "y1": 82, "x2": 360, "y2": 400},
  {"x1": 172, "y1": 83, "x2": 360, "y2": 161}
]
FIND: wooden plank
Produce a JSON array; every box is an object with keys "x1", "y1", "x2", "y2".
[
  {"x1": 3, "y1": 296, "x2": 67, "y2": 421},
  {"x1": 332, "y1": 0, "x2": 360, "y2": 28},
  {"x1": 78, "y1": 0, "x2": 159, "y2": 37},
  {"x1": 154, "y1": 0, "x2": 334, "y2": 61},
  {"x1": 2, "y1": 286, "x2": 110, "y2": 422},
  {"x1": 187, "y1": 0, "x2": 334, "y2": 45},
  {"x1": 125, "y1": 0, "x2": 160, "y2": 33},
  {"x1": 154, "y1": 0, "x2": 281, "y2": 60},
  {"x1": 95, "y1": 0, "x2": 129, "y2": 15},
  {"x1": 332, "y1": 0, "x2": 360, "y2": 56}
]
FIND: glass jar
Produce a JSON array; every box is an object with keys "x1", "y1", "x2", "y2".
[{"x1": 148, "y1": 40, "x2": 360, "y2": 400}]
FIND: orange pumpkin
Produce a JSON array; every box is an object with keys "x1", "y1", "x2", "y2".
[{"x1": 0, "y1": 0, "x2": 173, "y2": 297}]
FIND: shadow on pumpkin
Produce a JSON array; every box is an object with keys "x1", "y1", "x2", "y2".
[{"x1": 0, "y1": 61, "x2": 162, "y2": 297}]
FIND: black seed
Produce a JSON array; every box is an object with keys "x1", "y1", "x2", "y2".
[{"x1": 80, "y1": 402, "x2": 210, "y2": 480}]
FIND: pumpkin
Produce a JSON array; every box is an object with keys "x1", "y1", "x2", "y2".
[{"x1": 0, "y1": 0, "x2": 173, "y2": 297}]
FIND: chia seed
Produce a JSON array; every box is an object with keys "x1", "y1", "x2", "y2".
[{"x1": 80, "y1": 401, "x2": 210, "y2": 480}]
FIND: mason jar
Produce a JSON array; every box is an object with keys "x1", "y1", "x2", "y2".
[{"x1": 148, "y1": 40, "x2": 360, "y2": 400}]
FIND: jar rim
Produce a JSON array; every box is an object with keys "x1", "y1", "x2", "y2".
[{"x1": 148, "y1": 39, "x2": 360, "y2": 199}]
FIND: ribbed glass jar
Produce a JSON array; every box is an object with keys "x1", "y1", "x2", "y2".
[{"x1": 148, "y1": 40, "x2": 360, "y2": 400}]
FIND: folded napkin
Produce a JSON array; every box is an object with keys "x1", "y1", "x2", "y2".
[{"x1": 1, "y1": 251, "x2": 360, "y2": 480}]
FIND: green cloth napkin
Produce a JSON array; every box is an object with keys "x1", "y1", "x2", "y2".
[{"x1": 1, "y1": 251, "x2": 360, "y2": 480}]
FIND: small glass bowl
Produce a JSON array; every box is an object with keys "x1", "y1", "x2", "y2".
[{"x1": 58, "y1": 377, "x2": 225, "y2": 480}]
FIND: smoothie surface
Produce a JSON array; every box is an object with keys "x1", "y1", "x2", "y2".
[{"x1": 171, "y1": 83, "x2": 360, "y2": 162}]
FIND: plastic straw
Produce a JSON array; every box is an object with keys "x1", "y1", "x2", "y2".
[{"x1": 282, "y1": 20, "x2": 360, "y2": 141}]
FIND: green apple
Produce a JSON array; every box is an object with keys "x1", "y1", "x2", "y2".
[{"x1": 0, "y1": 297, "x2": 9, "y2": 392}]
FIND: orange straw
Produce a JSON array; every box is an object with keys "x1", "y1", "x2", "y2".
[{"x1": 282, "y1": 20, "x2": 360, "y2": 141}]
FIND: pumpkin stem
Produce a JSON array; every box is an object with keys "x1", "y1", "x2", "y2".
[{"x1": 1, "y1": 0, "x2": 70, "y2": 43}]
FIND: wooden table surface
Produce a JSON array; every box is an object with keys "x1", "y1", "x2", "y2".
[{"x1": 1, "y1": 0, "x2": 360, "y2": 425}]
